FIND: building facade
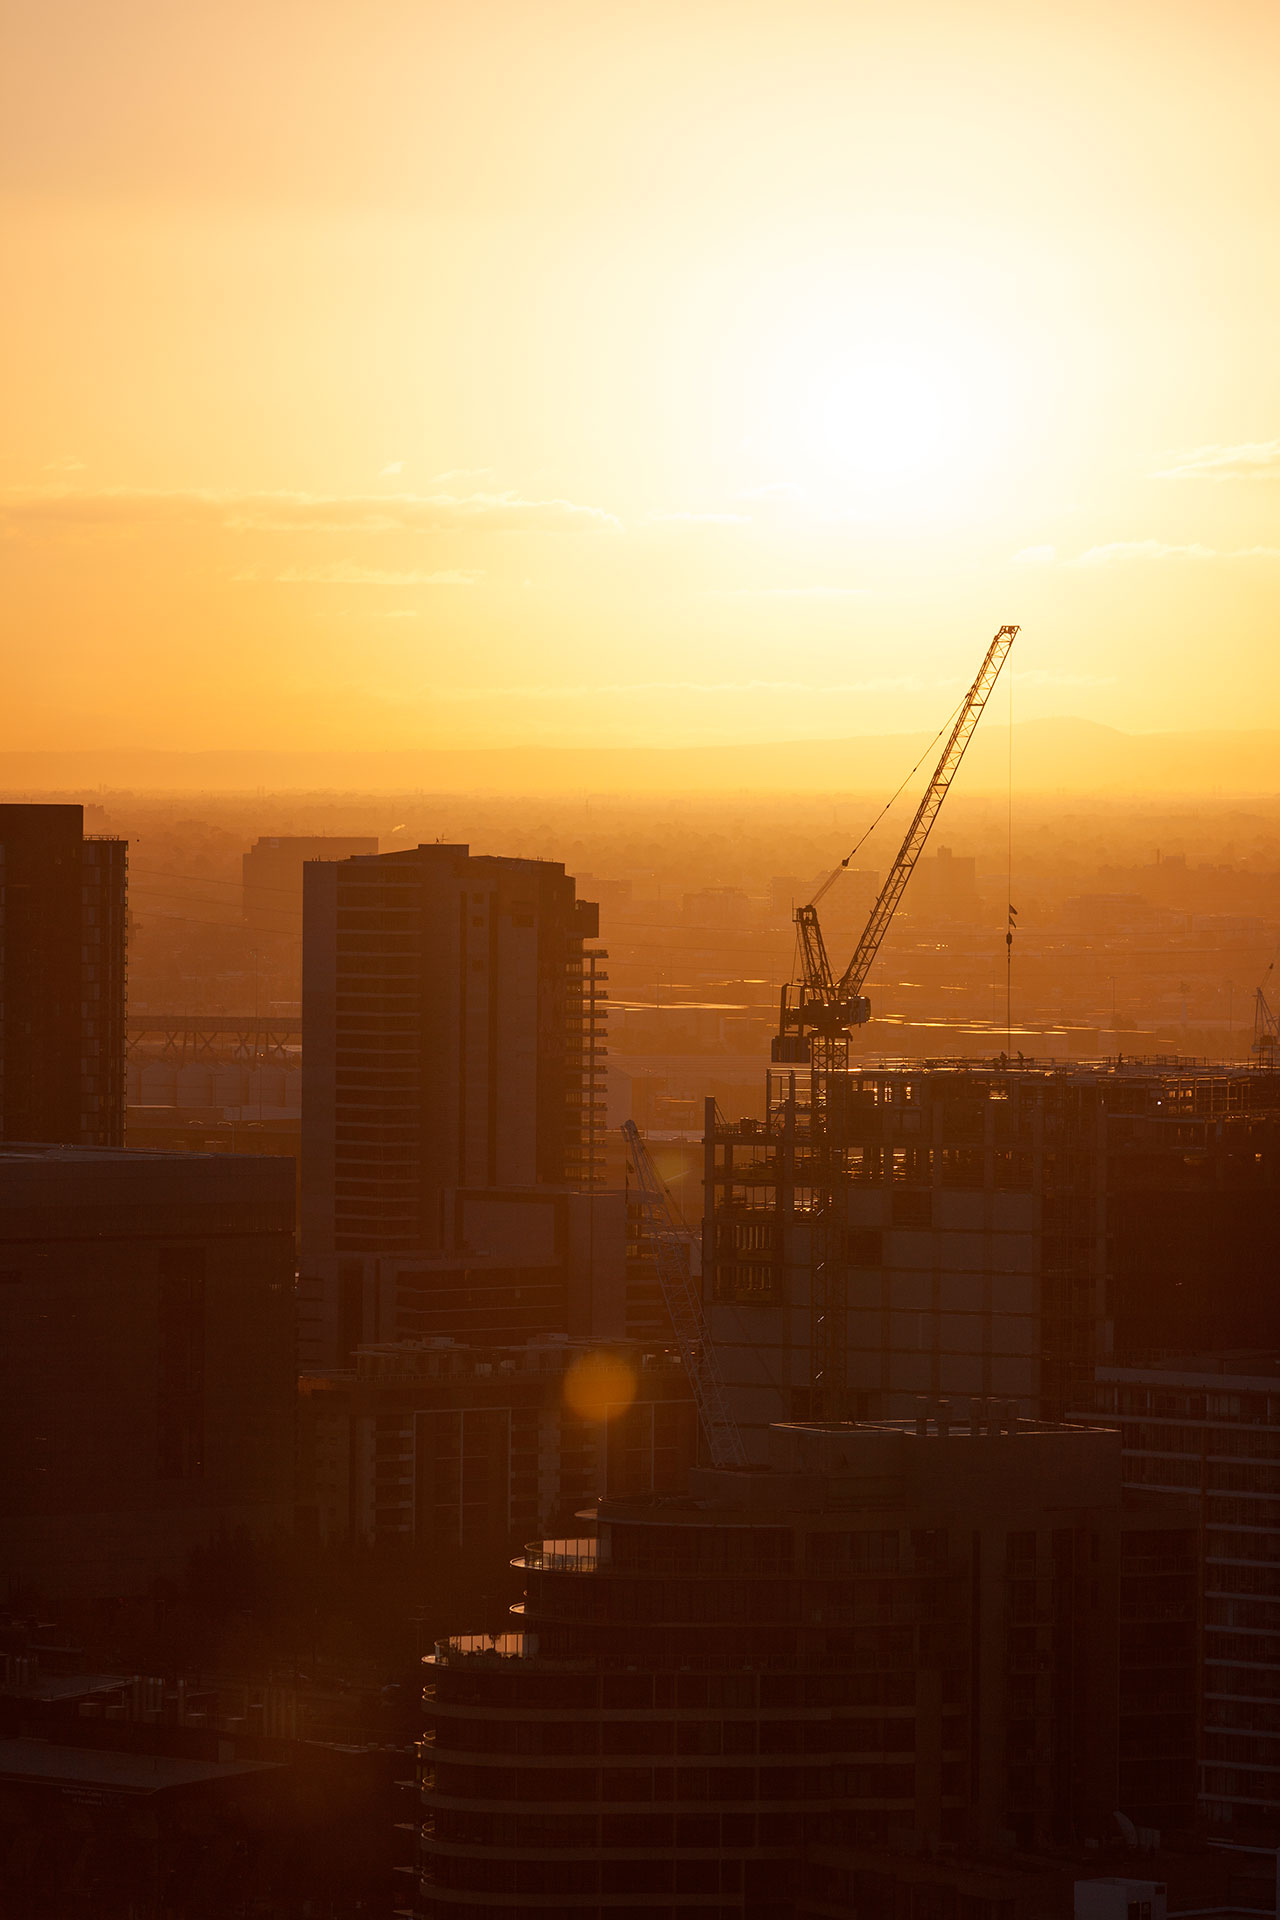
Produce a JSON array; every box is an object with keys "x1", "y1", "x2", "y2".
[
  {"x1": 0, "y1": 1146, "x2": 295, "y2": 1602},
  {"x1": 241, "y1": 833, "x2": 377, "y2": 931},
  {"x1": 413, "y1": 1414, "x2": 1196, "y2": 1918},
  {"x1": 0, "y1": 804, "x2": 127, "y2": 1148},
  {"x1": 298, "y1": 1339, "x2": 697, "y2": 1554},
  {"x1": 1089, "y1": 1353, "x2": 1280, "y2": 1846},
  {"x1": 705, "y1": 1062, "x2": 1280, "y2": 1454},
  {"x1": 300, "y1": 844, "x2": 609, "y2": 1364}
]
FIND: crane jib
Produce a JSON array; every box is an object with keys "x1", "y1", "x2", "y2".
[{"x1": 777, "y1": 624, "x2": 1017, "y2": 1051}]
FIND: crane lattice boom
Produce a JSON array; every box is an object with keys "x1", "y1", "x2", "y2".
[{"x1": 622, "y1": 1120, "x2": 747, "y2": 1470}]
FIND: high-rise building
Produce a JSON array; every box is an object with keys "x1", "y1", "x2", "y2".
[
  {"x1": 705, "y1": 1061, "x2": 1280, "y2": 1454},
  {"x1": 415, "y1": 1413, "x2": 1196, "y2": 1918},
  {"x1": 241, "y1": 833, "x2": 378, "y2": 932},
  {"x1": 0, "y1": 1145, "x2": 295, "y2": 1601},
  {"x1": 0, "y1": 804, "x2": 127, "y2": 1147},
  {"x1": 1087, "y1": 1352, "x2": 1280, "y2": 1846},
  {"x1": 300, "y1": 844, "x2": 609, "y2": 1363}
]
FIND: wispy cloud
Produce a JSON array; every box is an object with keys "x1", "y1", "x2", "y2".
[
  {"x1": 43, "y1": 456, "x2": 86, "y2": 473},
  {"x1": 274, "y1": 564, "x2": 480, "y2": 586},
  {"x1": 1152, "y1": 440, "x2": 1280, "y2": 481},
  {"x1": 1075, "y1": 540, "x2": 1280, "y2": 565},
  {"x1": 1015, "y1": 668, "x2": 1116, "y2": 688},
  {"x1": 378, "y1": 461, "x2": 404, "y2": 477},
  {"x1": 430, "y1": 467, "x2": 495, "y2": 484},
  {"x1": 429, "y1": 676, "x2": 922, "y2": 701},
  {"x1": 646, "y1": 510, "x2": 752, "y2": 525},
  {"x1": 0, "y1": 486, "x2": 620, "y2": 535},
  {"x1": 1012, "y1": 544, "x2": 1056, "y2": 565}
]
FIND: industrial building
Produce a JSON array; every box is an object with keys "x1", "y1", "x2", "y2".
[
  {"x1": 0, "y1": 1146, "x2": 295, "y2": 1602},
  {"x1": 413, "y1": 1412, "x2": 1197, "y2": 1918},
  {"x1": 300, "y1": 843, "x2": 609, "y2": 1365},
  {"x1": 704, "y1": 1060, "x2": 1280, "y2": 1453},
  {"x1": 0, "y1": 804, "x2": 127, "y2": 1148},
  {"x1": 298, "y1": 1338, "x2": 697, "y2": 1553},
  {"x1": 1086, "y1": 1352, "x2": 1280, "y2": 1847}
]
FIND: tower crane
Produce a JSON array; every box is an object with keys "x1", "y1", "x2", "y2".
[
  {"x1": 1253, "y1": 961, "x2": 1280, "y2": 1060},
  {"x1": 622, "y1": 1119, "x2": 747, "y2": 1469},
  {"x1": 774, "y1": 625, "x2": 1018, "y2": 1062}
]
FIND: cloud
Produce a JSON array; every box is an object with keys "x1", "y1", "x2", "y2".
[
  {"x1": 1012, "y1": 544, "x2": 1055, "y2": 565},
  {"x1": 0, "y1": 485, "x2": 620, "y2": 535},
  {"x1": 1076, "y1": 540, "x2": 1217, "y2": 564},
  {"x1": 646, "y1": 510, "x2": 752, "y2": 525},
  {"x1": 430, "y1": 467, "x2": 495, "y2": 484},
  {"x1": 274, "y1": 564, "x2": 480, "y2": 586},
  {"x1": 429, "y1": 676, "x2": 922, "y2": 701},
  {"x1": 1152, "y1": 440, "x2": 1280, "y2": 481},
  {"x1": 379, "y1": 461, "x2": 404, "y2": 476},
  {"x1": 43, "y1": 456, "x2": 86, "y2": 473},
  {"x1": 1015, "y1": 668, "x2": 1116, "y2": 688},
  {"x1": 1075, "y1": 540, "x2": 1280, "y2": 564}
]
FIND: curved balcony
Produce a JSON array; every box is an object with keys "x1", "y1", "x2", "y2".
[{"x1": 513, "y1": 1538, "x2": 598, "y2": 1574}]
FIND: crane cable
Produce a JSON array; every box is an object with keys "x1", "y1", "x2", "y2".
[{"x1": 805, "y1": 691, "x2": 969, "y2": 911}]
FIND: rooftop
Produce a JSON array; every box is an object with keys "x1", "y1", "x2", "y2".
[{"x1": 0, "y1": 1738, "x2": 280, "y2": 1795}]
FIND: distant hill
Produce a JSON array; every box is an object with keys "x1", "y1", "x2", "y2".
[{"x1": 1, "y1": 719, "x2": 1277, "y2": 795}]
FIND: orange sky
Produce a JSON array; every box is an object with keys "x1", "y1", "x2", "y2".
[{"x1": 3, "y1": 0, "x2": 1279, "y2": 752}]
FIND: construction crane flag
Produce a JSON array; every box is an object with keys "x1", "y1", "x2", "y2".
[{"x1": 1008, "y1": 904, "x2": 1018, "y2": 927}]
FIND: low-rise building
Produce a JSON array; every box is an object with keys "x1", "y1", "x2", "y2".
[
  {"x1": 0, "y1": 1145, "x2": 295, "y2": 1602},
  {"x1": 414, "y1": 1409, "x2": 1196, "y2": 1918}
]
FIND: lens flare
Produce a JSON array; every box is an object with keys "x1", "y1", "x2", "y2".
[{"x1": 563, "y1": 1351, "x2": 638, "y2": 1423}]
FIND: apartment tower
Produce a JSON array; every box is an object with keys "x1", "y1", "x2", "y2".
[
  {"x1": 0, "y1": 804, "x2": 127, "y2": 1147},
  {"x1": 300, "y1": 844, "x2": 610, "y2": 1362}
]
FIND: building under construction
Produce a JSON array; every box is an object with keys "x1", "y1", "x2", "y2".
[
  {"x1": 680, "y1": 627, "x2": 1280, "y2": 1457},
  {"x1": 705, "y1": 1058, "x2": 1280, "y2": 1455}
]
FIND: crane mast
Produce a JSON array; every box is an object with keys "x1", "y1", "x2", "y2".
[
  {"x1": 622, "y1": 1120, "x2": 747, "y2": 1470},
  {"x1": 774, "y1": 624, "x2": 1018, "y2": 1062}
]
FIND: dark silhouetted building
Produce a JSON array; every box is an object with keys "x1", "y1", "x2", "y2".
[
  {"x1": 0, "y1": 804, "x2": 127, "y2": 1147},
  {"x1": 0, "y1": 1146, "x2": 295, "y2": 1602},
  {"x1": 300, "y1": 844, "x2": 609, "y2": 1364},
  {"x1": 706, "y1": 1062, "x2": 1280, "y2": 1454},
  {"x1": 415, "y1": 1412, "x2": 1196, "y2": 1917},
  {"x1": 1089, "y1": 1352, "x2": 1280, "y2": 1847},
  {"x1": 242, "y1": 832, "x2": 377, "y2": 931},
  {"x1": 299, "y1": 1338, "x2": 697, "y2": 1554}
]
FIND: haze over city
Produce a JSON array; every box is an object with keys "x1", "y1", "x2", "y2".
[{"x1": 4, "y1": 6, "x2": 1280, "y2": 1920}]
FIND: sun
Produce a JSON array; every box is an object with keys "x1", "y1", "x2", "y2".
[{"x1": 753, "y1": 331, "x2": 1016, "y2": 511}]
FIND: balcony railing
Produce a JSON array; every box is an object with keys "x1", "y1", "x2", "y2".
[{"x1": 518, "y1": 1538, "x2": 598, "y2": 1573}]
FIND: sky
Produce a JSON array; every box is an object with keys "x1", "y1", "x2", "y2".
[{"x1": 3, "y1": 0, "x2": 1279, "y2": 754}]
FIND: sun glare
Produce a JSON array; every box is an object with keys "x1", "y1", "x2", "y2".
[{"x1": 754, "y1": 331, "x2": 1017, "y2": 511}]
